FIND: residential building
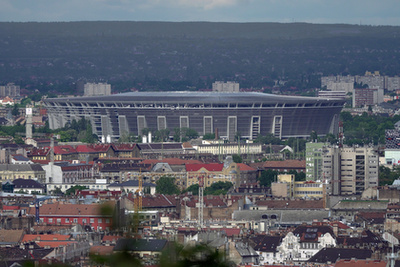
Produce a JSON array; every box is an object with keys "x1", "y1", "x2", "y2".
[
  {"x1": 212, "y1": 81, "x2": 239, "y2": 92},
  {"x1": 306, "y1": 142, "x2": 326, "y2": 181},
  {"x1": 317, "y1": 90, "x2": 346, "y2": 100},
  {"x1": 326, "y1": 82, "x2": 353, "y2": 94},
  {"x1": 12, "y1": 178, "x2": 45, "y2": 194},
  {"x1": 353, "y1": 87, "x2": 384, "y2": 107},
  {"x1": 262, "y1": 160, "x2": 306, "y2": 173},
  {"x1": 185, "y1": 162, "x2": 241, "y2": 189},
  {"x1": 108, "y1": 180, "x2": 156, "y2": 195},
  {"x1": 271, "y1": 174, "x2": 325, "y2": 199},
  {"x1": 385, "y1": 129, "x2": 400, "y2": 165},
  {"x1": 0, "y1": 164, "x2": 46, "y2": 183},
  {"x1": 83, "y1": 82, "x2": 111, "y2": 96},
  {"x1": 322, "y1": 146, "x2": 379, "y2": 195},
  {"x1": 26, "y1": 202, "x2": 114, "y2": 231},
  {"x1": 194, "y1": 142, "x2": 262, "y2": 155},
  {"x1": 276, "y1": 224, "x2": 336, "y2": 262},
  {"x1": 0, "y1": 83, "x2": 20, "y2": 97}
]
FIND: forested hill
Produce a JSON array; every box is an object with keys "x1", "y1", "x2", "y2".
[
  {"x1": 1, "y1": 21, "x2": 399, "y2": 39},
  {"x1": 1, "y1": 22, "x2": 400, "y2": 94}
]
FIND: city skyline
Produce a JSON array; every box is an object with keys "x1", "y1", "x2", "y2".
[{"x1": 1, "y1": 0, "x2": 399, "y2": 26}]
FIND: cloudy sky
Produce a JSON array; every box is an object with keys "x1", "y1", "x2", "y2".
[{"x1": 1, "y1": 0, "x2": 399, "y2": 26}]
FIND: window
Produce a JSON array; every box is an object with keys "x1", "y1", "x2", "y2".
[
  {"x1": 65, "y1": 218, "x2": 70, "y2": 223},
  {"x1": 98, "y1": 219, "x2": 102, "y2": 223},
  {"x1": 73, "y1": 218, "x2": 78, "y2": 223},
  {"x1": 57, "y1": 218, "x2": 61, "y2": 223},
  {"x1": 106, "y1": 219, "x2": 110, "y2": 224},
  {"x1": 48, "y1": 218, "x2": 53, "y2": 223},
  {"x1": 82, "y1": 219, "x2": 87, "y2": 224},
  {"x1": 90, "y1": 218, "x2": 94, "y2": 223}
]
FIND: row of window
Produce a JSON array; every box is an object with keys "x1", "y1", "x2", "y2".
[{"x1": 46, "y1": 217, "x2": 110, "y2": 224}]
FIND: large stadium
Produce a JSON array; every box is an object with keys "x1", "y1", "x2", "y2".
[{"x1": 43, "y1": 91, "x2": 345, "y2": 142}]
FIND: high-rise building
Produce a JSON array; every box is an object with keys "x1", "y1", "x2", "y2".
[
  {"x1": 212, "y1": 81, "x2": 239, "y2": 92},
  {"x1": 305, "y1": 142, "x2": 326, "y2": 181},
  {"x1": 0, "y1": 83, "x2": 20, "y2": 97},
  {"x1": 326, "y1": 82, "x2": 353, "y2": 94},
  {"x1": 353, "y1": 88, "x2": 384, "y2": 107},
  {"x1": 84, "y1": 82, "x2": 111, "y2": 96},
  {"x1": 322, "y1": 147, "x2": 378, "y2": 195}
]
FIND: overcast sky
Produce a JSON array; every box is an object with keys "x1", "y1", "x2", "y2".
[{"x1": 1, "y1": 0, "x2": 399, "y2": 26}]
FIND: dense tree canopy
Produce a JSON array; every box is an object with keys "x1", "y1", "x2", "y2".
[{"x1": 156, "y1": 176, "x2": 180, "y2": 195}]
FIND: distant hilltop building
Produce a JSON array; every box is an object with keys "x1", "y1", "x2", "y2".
[
  {"x1": 84, "y1": 82, "x2": 111, "y2": 96},
  {"x1": 0, "y1": 83, "x2": 20, "y2": 97},
  {"x1": 212, "y1": 81, "x2": 239, "y2": 92},
  {"x1": 326, "y1": 82, "x2": 353, "y2": 94},
  {"x1": 321, "y1": 72, "x2": 400, "y2": 91}
]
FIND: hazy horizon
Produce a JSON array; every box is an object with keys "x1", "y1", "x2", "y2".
[{"x1": 1, "y1": 0, "x2": 399, "y2": 26}]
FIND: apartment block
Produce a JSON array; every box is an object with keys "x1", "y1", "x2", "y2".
[
  {"x1": 84, "y1": 82, "x2": 111, "y2": 96},
  {"x1": 353, "y1": 87, "x2": 384, "y2": 107},
  {"x1": 322, "y1": 147, "x2": 378, "y2": 195},
  {"x1": 212, "y1": 81, "x2": 239, "y2": 92},
  {"x1": 305, "y1": 142, "x2": 326, "y2": 181},
  {"x1": 0, "y1": 83, "x2": 20, "y2": 97}
]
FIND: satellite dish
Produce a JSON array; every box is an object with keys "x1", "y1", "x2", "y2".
[{"x1": 383, "y1": 232, "x2": 399, "y2": 245}]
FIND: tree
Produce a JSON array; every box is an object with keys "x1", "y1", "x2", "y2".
[
  {"x1": 156, "y1": 176, "x2": 180, "y2": 195},
  {"x1": 258, "y1": 169, "x2": 279, "y2": 187},
  {"x1": 65, "y1": 185, "x2": 88, "y2": 196},
  {"x1": 51, "y1": 187, "x2": 63, "y2": 196},
  {"x1": 173, "y1": 127, "x2": 199, "y2": 142},
  {"x1": 203, "y1": 133, "x2": 215, "y2": 140},
  {"x1": 204, "y1": 181, "x2": 233, "y2": 195},
  {"x1": 11, "y1": 105, "x2": 19, "y2": 116},
  {"x1": 159, "y1": 243, "x2": 234, "y2": 267},
  {"x1": 232, "y1": 154, "x2": 242, "y2": 163},
  {"x1": 183, "y1": 184, "x2": 199, "y2": 195},
  {"x1": 379, "y1": 165, "x2": 400, "y2": 186}
]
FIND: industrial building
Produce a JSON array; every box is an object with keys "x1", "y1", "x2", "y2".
[{"x1": 44, "y1": 91, "x2": 345, "y2": 142}]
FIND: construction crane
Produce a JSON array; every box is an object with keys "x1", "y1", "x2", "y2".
[
  {"x1": 134, "y1": 170, "x2": 143, "y2": 212},
  {"x1": 198, "y1": 171, "x2": 205, "y2": 228}
]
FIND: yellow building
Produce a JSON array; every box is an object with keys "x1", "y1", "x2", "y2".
[
  {"x1": 271, "y1": 174, "x2": 325, "y2": 198},
  {"x1": 185, "y1": 162, "x2": 240, "y2": 189}
]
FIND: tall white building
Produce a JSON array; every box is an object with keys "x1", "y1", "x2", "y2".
[
  {"x1": 212, "y1": 81, "x2": 239, "y2": 92},
  {"x1": 84, "y1": 82, "x2": 111, "y2": 96},
  {"x1": 322, "y1": 146, "x2": 379, "y2": 195},
  {"x1": 326, "y1": 82, "x2": 353, "y2": 94},
  {"x1": 0, "y1": 83, "x2": 20, "y2": 97}
]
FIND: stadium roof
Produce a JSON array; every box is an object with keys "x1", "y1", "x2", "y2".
[{"x1": 45, "y1": 91, "x2": 343, "y2": 105}]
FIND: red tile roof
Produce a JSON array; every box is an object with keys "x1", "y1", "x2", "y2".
[
  {"x1": 90, "y1": 245, "x2": 114, "y2": 255},
  {"x1": 236, "y1": 163, "x2": 256, "y2": 171},
  {"x1": 128, "y1": 194, "x2": 177, "y2": 208},
  {"x1": 87, "y1": 144, "x2": 113, "y2": 152},
  {"x1": 22, "y1": 234, "x2": 71, "y2": 243},
  {"x1": 26, "y1": 202, "x2": 114, "y2": 217},
  {"x1": 52, "y1": 145, "x2": 77, "y2": 155},
  {"x1": 35, "y1": 240, "x2": 77, "y2": 248},
  {"x1": 212, "y1": 227, "x2": 241, "y2": 237},
  {"x1": 335, "y1": 259, "x2": 387, "y2": 267},
  {"x1": 141, "y1": 158, "x2": 203, "y2": 165},
  {"x1": 113, "y1": 143, "x2": 137, "y2": 151},
  {"x1": 75, "y1": 145, "x2": 98, "y2": 153},
  {"x1": 185, "y1": 163, "x2": 224, "y2": 172}
]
